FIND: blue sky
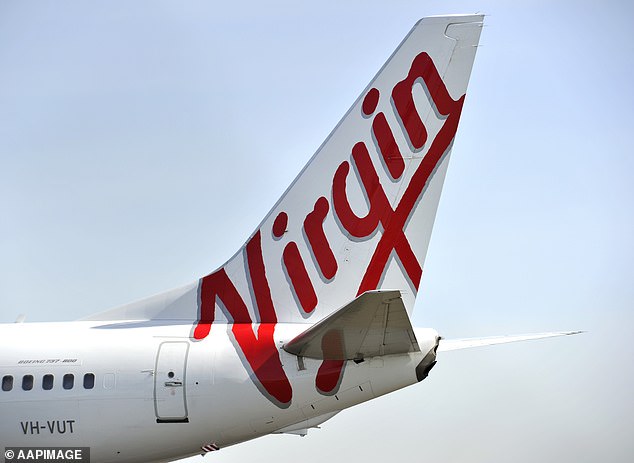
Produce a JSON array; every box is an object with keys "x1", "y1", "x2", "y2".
[{"x1": 1, "y1": 1, "x2": 632, "y2": 461}]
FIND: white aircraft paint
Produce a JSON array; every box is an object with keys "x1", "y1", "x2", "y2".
[{"x1": 0, "y1": 15, "x2": 579, "y2": 463}]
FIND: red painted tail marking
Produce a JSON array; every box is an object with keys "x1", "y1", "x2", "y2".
[
  {"x1": 304, "y1": 197, "x2": 338, "y2": 280},
  {"x1": 194, "y1": 231, "x2": 292, "y2": 407},
  {"x1": 333, "y1": 141, "x2": 422, "y2": 293},
  {"x1": 194, "y1": 51, "x2": 467, "y2": 405},
  {"x1": 283, "y1": 241, "x2": 318, "y2": 314}
]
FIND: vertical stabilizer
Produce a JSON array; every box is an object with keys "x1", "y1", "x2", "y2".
[
  {"x1": 195, "y1": 15, "x2": 484, "y2": 328},
  {"x1": 87, "y1": 15, "x2": 484, "y2": 327},
  {"x1": 85, "y1": 15, "x2": 484, "y2": 409}
]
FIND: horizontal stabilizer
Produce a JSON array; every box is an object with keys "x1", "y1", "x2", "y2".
[
  {"x1": 438, "y1": 331, "x2": 584, "y2": 352},
  {"x1": 283, "y1": 290, "x2": 420, "y2": 360}
]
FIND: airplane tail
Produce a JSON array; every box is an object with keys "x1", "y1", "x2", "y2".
[{"x1": 86, "y1": 15, "x2": 484, "y2": 327}]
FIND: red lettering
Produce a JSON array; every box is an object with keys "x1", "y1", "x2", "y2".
[
  {"x1": 363, "y1": 86, "x2": 405, "y2": 179},
  {"x1": 272, "y1": 212, "x2": 288, "y2": 239},
  {"x1": 332, "y1": 143, "x2": 382, "y2": 238},
  {"x1": 316, "y1": 360, "x2": 345, "y2": 395},
  {"x1": 392, "y1": 52, "x2": 455, "y2": 150},
  {"x1": 360, "y1": 53, "x2": 465, "y2": 294},
  {"x1": 246, "y1": 230, "x2": 277, "y2": 323},
  {"x1": 303, "y1": 197, "x2": 338, "y2": 280},
  {"x1": 332, "y1": 52, "x2": 464, "y2": 295},
  {"x1": 362, "y1": 88, "x2": 380, "y2": 116},
  {"x1": 315, "y1": 330, "x2": 345, "y2": 395},
  {"x1": 333, "y1": 142, "x2": 421, "y2": 293},
  {"x1": 192, "y1": 51, "x2": 466, "y2": 405},
  {"x1": 283, "y1": 242, "x2": 318, "y2": 314},
  {"x1": 193, "y1": 231, "x2": 292, "y2": 407}
]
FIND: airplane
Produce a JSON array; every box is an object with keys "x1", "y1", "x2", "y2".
[{"x1": 0, "y1": 14, "x2": 581, "y2": 463}]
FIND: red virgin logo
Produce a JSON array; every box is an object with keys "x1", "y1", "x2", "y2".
[{"x1": 192, "y1": 52, "x2": 466, "y2": 408}]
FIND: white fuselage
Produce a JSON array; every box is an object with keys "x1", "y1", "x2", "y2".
[{"x1": 0, "y1": 322, "x2": 438, "y2": 463}]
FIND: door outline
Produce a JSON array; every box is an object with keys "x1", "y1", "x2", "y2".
[{"x1": 154, "y1": 341, "x2": 190, "y2": 423}]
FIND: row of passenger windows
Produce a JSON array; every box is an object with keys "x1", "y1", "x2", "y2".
[{"x1": 2, "y1": 373, "x2": 95, "y2": 392}]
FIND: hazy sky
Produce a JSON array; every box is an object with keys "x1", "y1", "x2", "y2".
[{"x1": 1, "y1": 1, "x2": 633, "y2": 462}]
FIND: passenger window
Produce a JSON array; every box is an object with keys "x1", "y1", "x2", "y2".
[
  {"x1": 83, "y1": 373, "x2": 95, "y2": 389},
  {"x1": 63, "y1": 374, "x2": 74, "y2": 390},
  {"x1": 22, "y1": 375, "x2": 34, "y2": 391},
  {"x1": 42, "y1": 374, "x2": 54, "y2": 390},
  {"x1": 2, "y1": 375, "x2": 13, "y2": 392}
]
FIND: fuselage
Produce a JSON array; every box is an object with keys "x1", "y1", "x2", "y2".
[{"x1": 0, "y1": 321, "x2": 438, "y2": 463}]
